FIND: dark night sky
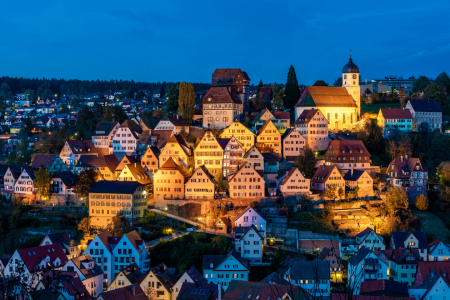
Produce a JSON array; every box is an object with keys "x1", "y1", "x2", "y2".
[{"x1": 1, "y1": 0, "x2": 449, "y2": 85}]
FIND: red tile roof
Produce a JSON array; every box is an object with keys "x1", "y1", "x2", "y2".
[
  {"x1": 380, "y1": 108, "x2": 412, "y2": 119},
  {"x1": 326, "y1": 140, "x2": 370, "y2": 157},
  {"x1": 295, "y1": 86, "x2": 357, "y2": 108},
  {"x1": 202, "y1": 87, "x2": 242, "y2": 104},
  {"x1": 415, "y1": 261, "x2": 450, "y2": 286},
  {"x1": 17, "y1": 244, "x2": 68, "y2": 273}
]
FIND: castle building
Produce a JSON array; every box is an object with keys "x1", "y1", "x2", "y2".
[{"x1": 295, "y1": 56, "x2": 361, "y2": 131}]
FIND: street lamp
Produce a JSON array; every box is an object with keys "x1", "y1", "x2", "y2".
[{"x1": 164, "y1": 207, "x2": 168, "y2": 211}]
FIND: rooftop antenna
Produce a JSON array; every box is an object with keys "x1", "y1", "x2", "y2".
[{"x1": 350, "y1": 49, "x2": 352, "y2": 59}]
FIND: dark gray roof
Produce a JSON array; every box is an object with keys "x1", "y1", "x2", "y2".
[
  {"x1": 349, "y1": 246, "x2": 372, "y2": 266},
  {"x1": 290, "y1": 260, "x2": 330, "y2": 280},
  {"x1": 203, "y1": 250, "x2": 250, "y2": 271},
  {"x1": 391, "y1": 231, "x2": 428, "y2": 249},
  {"x1": 53, "y1": 170, "x2": 77, "y2": 187},
  {"x1": 260, "y1": 272, "x2": 290, "y2": 285},
  {"x1": 342, "y1": 57, "x2": 359, "y2": 73},
  {"x1": 343, "y1": 169, "x2": 366, "y2": 181},
  {"x1": 88, "y1": 181, "x2": 142, "y2": 194},
  {"x1": 408, "y1": 99, "x2": 442, "y2": 112}
]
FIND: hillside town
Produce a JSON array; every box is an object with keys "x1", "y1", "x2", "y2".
[{"x1": 1, "y1": 58, "x2": 450, "y2": 300}]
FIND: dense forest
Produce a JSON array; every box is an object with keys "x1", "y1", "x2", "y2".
[{"x1": 0, "y1": 76, "x2": 212, "y2": 99}]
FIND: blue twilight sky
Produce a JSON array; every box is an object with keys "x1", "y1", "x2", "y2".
[{"x1": 1, "y1": 0, "x2": 449, "y2": 86}]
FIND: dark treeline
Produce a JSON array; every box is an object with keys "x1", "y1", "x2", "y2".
[{"x1": 0, "y1": 76, "x2": 211, "y2": 99}]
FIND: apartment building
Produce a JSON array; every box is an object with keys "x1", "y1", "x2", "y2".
[
  {"x1": 294, "y1": 108, "x2": 329, "y2": 151},
  {"x1": 228, "y1": 162, "x2": 265, "y2": 199},
  {"x1": 88, "y1": 181, "x2": 147, "y2": 227},
  {"x1": 153, "y1": 157, "x2": 191, "y2": 201},
  {"x1": 202, "y1": 87, "x2": 243, "y2": 129},
  {"x1": 14, "y1": 166, "x2": 37, "y2": 198},
  {"x1": 222, "y1": 136, "x2": 245, "y2": 178},
  {"x1": 194, "y1": 130, "x2": 227, "y2": 179},
  {"x1": 220, "y1": 121, "x2": 255, "y2": 152},
  {"x1": 159, "y1": 134, "x2": 193, "y2": 169},
  {"x1": 276, "y1": 167, "x2": 310, "y2": 197},
  {"x1": 405, "y1": 99, "x2": 442, "y2": 131},
  {"x1": 324, "y1": 140, "x2": 371, "y2": 170},
  {"x1": 281, "y1": 128, "x2": 306, "y2": 160},
  {"x1": 83, "y1": 231, "x2": 149, "y2": 287},
  {"x1": 428, "y1": 239, "x2": 450, "y2": 261},
  {"x1": 234, "y1": 225, "x2": 264, "y2": 263},
  {"x1": 256, "y1": 119, "x2": 282, "y2": 155},
  {"x1": 377, "y1": 248, "x2": 420, "y2": 286},
  {"x1": 185, "y1": 166, "x2": 217, "y2": 200},
  {"x1": 112, "y1": 120, "x2": 143, "y2": 158},
  {"x1": 390, "y1": 231, "x2": 428, "y2": 261}
]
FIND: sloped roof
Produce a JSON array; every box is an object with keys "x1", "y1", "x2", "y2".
[
  {"x1": 140, "y1": 116, "x2": 160, "y2": 130},
  {"x1": 223, "y1": 281, "x2": 308, "y2": 300},
  {"x1": 212, "y1": 68, "x2": 250, "y2": 82},
  {"x1": 295, "y1": 86, "x2": 357, "y2": 108},
  {"x1": 327, "y1": 140, "x2": 370, "y2": 157},
  {"x1": 349, "y1": 246, "x2": 372, "y2": 266},
  {"x1": 66, "y1": 140, "x2": 98, "y2": 155},
  {"x1": 387, "y1": 157, "x2": 428, "y2": 177},
  {"x1": 359, "y1": 279, "x2": 409, "y2": 296},
  {"x1": 195, "y1": 165, "x2": 218, "y2": 185},
  {"x1": 380, "y1": 108, "x2": 412, "y2": 119},
  {"x1": 202, "y1": 87, "x2": 242, "y2": 104},
  {"x1": 262, "y1": 152, "x2": 281, "y2": 162},
  {"x1": 279, "y1": 168, "x2": 304, "y2": 186},
  {"x1": 119, "y1": 119, "x2": 143, "y2": 138},
  {"x1": 343, "y1": 169, "x2": 369, "y2": 181},
  {"x1": 216, "y1": 217, "x2": 231, "y2": 228},
  {"x1": 22, "y1": 166, "x2": 37, "y2": 180},
  {"x1": 77, "y1": 154, "x2": 119, "y2": 173},
  {"x1": 119, "y1": 263, "x2": 145, "y2": 284},
  {"x1": 416, "y1": 261, "x2": 450, "y2": 286},
  {"x1": 290, "y1": 260, "x2": 330, "y2": 280},
  {"x1": 164, "y1": 134, "x2": 191, "y2": 156},
  {"x1": 92, "y1": 122, "x2": 118, "y2": 136},
  {"x1": 272, "y1": 111, "x2": 290, "y2": 119},
  {"x1": 88, "y1": 181, "x2": 143, "y2": 194},
  {"x1": 150, "y1": 130, "x2": 173, "y2": 149},
  {"x1": 185, "y1": 266, "x2": 208, "y2": 285},
  {"x1": 311, "y1": 165, "x2": 340, "y2": 183},
  {"x1": 356, "y1": 227, "x2": 374, "y2": 239},
  {"x1": 115, "y1": 155, "x2": 141, "y2": 172},
  {"x1": 177, "y1": 282, "x2": 219, "y2": 300},
  {"x1": 162, "y1": 115, "x2": 189, "y2": 126},
  {"x1": 159, "y1": 157, "x2": 191, "y2": 177},
  {"x1": 17, "y1": 244, "x2": 68, "y2": 273},
  {"x1": 391, "y1": 231, "x2": 427, "y2": 249},
  {"x1": 216, "y1": 138, "x2": 231, "y2": 150},
  {"x1": 120, "y1": 164, "x2": 152, "y2": 185},
  {"x1": 408, "y1": 99, "x2": 442, "y2": 112},
  {"x1": 260, "y1": 272, "x2": 290, "y2": 285},
  {"x1": 203, "y1": 250, "x2": 250, "y2": 271},
  {"x1": 99, "y1": 284, "x2": 147, "y2": 300},
  {"x1": 70, "y1": 254, "x2": 103, "y2": 279},
  {"x1": 30, "y1": 154, "x2": 60, "y2": 169}
]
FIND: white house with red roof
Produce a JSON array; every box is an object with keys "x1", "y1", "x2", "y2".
[
  {"x1": 428, "y1": 239, "x2": 450, "y2": 261},
  {"x1": 4, "y1": 244, "x2": 68, "y2": 286},
  {"x1": 83, "y1": 231, "x2": 149, "y2": 287},
  {"x1": 355, "y1": 227, "x2": 385, "y2": 251},
  {"x1": 61, "y1": 254, "x2": 103, "y2": 297}
]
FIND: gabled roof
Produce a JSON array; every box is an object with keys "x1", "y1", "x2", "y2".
[
  {"x1": 216, "y1": 138, "x2": 231, "y2": 150},
  {"x1": 66, "y1": 140, "x2": 98, "y2": 155},
  {"x1": 177, "y1": 282, "x2": 219, "y2": 300},
  {"x1": 159, "y1": 157, "x2": 191, "y2": 177},
  {"x1": 88, "y1": 181, "x2": 143, "y2": 194},
  {"x1": 223, "y1": 281, "x2": 308, "y2": 300},
  {"x1": 407, "y1": 99, "x2": 442, "y2": 112},
  {"x1": 202, "y1": 87, "x2": 242, "y2": 104},
  {"x1": 99, "y1": 284, "x2": 147, "y2": 300},
  {"x1": 343, "y1": 169, "x2": 370, "y2": 181},
  {"x1": 118, "y1": 263, "x2": 145, "y2": 284},
  {"x1": 379, "y1": 108, "x2": 413, "y2": 119},
  {"x1": 349, "y1": 246, "x2": 372, "y2": 266},
  {"x1": 244, "y1": 145, "x2": 263, "y2": 158},
  {"x1": 235, "y1": 225, "x2": 264, "y2": 241},
  {"x1": 258, "y1": 119, "x2": 277, "y2": 134},
  {"x1": 326, "y1": 140, "x2": 370, "y2": 157},
  {"x1": 281, "y1": 128, "x2": 304, "y2": 140},
  {"x1": 77, "y1": 154, "x2": 119, "y2": 173},
  {"x1": 387, "y1": 157, "x2": 428, "y2": 177},
  {"x1": 70, "y1": 254, "x2": 103, "y2": 279},
  {"x1": 295, "y1": 86, "x2": 357, "y2": 108},
  {"x1": 16, "y1": 244, "x2": 68, "y2": 273},
  {"x1": 161, "y1": 115, "x2": 189, "y2": 126},
  {"x1": 260, "y1": 272, "x2": 290, "y2": 285},
  {"x1": 311, "y1": 165, "x2": 341, "y2": 183},
  {"x1": 272, "y1": 111, "x2": 290, "y2": 120},
  {"x1": 203, "y1": 250, "x2": 250, "y2": 271},
  {"x1": 140, "y1": 116, "x2": 160, "y2": 130},
  {"x1": 215, "y1": 217, "x2": 231, "y2": 228},
  {"x1": 30, "y1": 154, "x2": 60, "y2": 169},
  {"x1": 428, "y1": 238, "x2": 446, "y2": 254},
  {"x1": 262, "y1": 153, "x2": 281, "y2": 162},
  {"x1": 289, "y1": 260, "x2": 330, "y2": 280},
  {"x1": 416, "y1": 261, "x2": 450, "y2": 286},
  {"x1": 92, "y1": 122, "x2": 119, "y2": 136},
  {"x1": 184, "y1": 266, "x2": 208, "y2": 285},
  {"x1": 21, "y1": 166, "x2": 37, "y2": 180},
  {"x1": 119, "y1": 120, "x2": 143, "y2": 138},
  {"x1": 211, "y1": 68, "x2": 250, "y2": 83},
  {"x1": 391, "y1": 231, "x2": 428, "y2": 249},
  {"x1": 164, "y1": 134, "x2": 191, "y2": 156},
  {"x1": 115, "y1": 155, "x2": 141, "y2": 172},
  {"x1": 234, "y1": 206, "x2": 266, "y2": 224},
  {"x1": 44, "y1": 232, "x2": 79, "y2": 249},
  {"x1": 356, "y1": 227, "x2": 374, "y2": 239},
  {"x1": 279, "y1": 168, "x2": 306, "y2": 186},
  {"x1": 192, "y1": 165, "x2": 218, "y2": 185},
  {"x1": 359, "y1": 279, "x2": 409, "y2": 297},
  {"x1": 120, "y1": 163, "x2": 152, "y2": 185}
]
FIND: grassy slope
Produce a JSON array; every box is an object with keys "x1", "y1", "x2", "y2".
[{"x1": 412, "y1": 209, "x2": 450, "y2": 243}]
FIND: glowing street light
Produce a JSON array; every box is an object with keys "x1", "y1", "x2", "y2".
[{"x1": 164, "y1": 207, "x2": 168, "y2": 211}]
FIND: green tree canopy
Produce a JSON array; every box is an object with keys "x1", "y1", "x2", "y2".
[
  {"x1": 33, "y1": 168, "x2": 51, "y2": 201},
  {"x1": 313, "y1": 80, "x2": 328, "y2": 86},
  {"x1": 166, "y1": 85, "x2": 179, "y2": 115},
  {"x1": 383, "y1": 187, "x2": 409, "y2": 216},
  {"x1": 284, "y1": 65, "x2": 300, "y2": 109},
  {"x1": 436, "y1": 72, "x2": 450, "y2": 93},
  {"x1": 296, "y1": 146, "x2": 317, "y2": 178},
  {"x1": 178, "y1": 82, "x2": 195, "y2": 124},
  {"x1": 422, "y1": 83, "x2": 449, "y2": 114},
  {"x1": 412, "y1": 76, "x2": 430, "y2": 93},
  {"x1": 272, "y1": 85, "x2": 285, "y2": 111},
  {"x1": 74, "y1": 169, "x2": 98, "y2": 205}
]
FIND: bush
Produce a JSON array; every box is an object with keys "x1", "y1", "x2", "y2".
[{"x1": 414, "y1": 195, "x2": 429, "y2": 211}]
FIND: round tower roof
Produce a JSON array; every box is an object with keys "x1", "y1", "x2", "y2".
[{"x1": 342, "y1": 58, "x2": 359, "y2": 73}]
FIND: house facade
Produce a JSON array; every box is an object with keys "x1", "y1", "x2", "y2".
[
  {"x1": 159, "y1": 134, "x2": 193, "y2": 170},
  {"x1": 243, "y1": 146, "x2": 264, "y2": 172},
  {"x1": 343, "y1": 169, "x2": 374, "y2": 198},
  {"x1": 386, "y1": 156, "x2": 428, "y2": 199},
  {"x1": 390, "y1": 231, "x2": 428, "y2": 261},
  {"x1": 377, "y1": 108, "x2": 413, "y2": 137},
  {"x1": 202, "y1": 87, "x2": 243, "y2": 129},
  {"x1": 222, "y1": 136, "x2": 245, "y2": 178},
  {"x1": 60, "y1": 140, "x2": 98, "y2": 168},
  {"x1": 284, "y1": 260, "x2": 331, "y2": 298},
  {"x1": 405, "y1": 99, "x2": 442, "y2": 131},
  {"x1": 428, "y1": 239, "x2": 450, "y2": 261},
  {"x1": 234, "y1": 225, "x2": 264, "y2": 263},
  {"x1": 194, "y1": 130, "x2": 227, "y2": 180},
  {"x1": 61, "y1": 254, "x2": 103, "y2": 296},
  {"x1": 220, "y1": 121, "x2": 255, "y2": 152},
  {"x1": 228, "y1": 163, "x2": 265, "y2": 199},
  {"x1": 254, "y1": 109, "x2": 290, "y2": 134},
  {"x1": 294, "y1": 109, "x2": 330, "y2": 151},
  {"x1": 153, "y1": 157, "x2": 190, "y2": 201},
  {"x1": 324, "y1": 140, "x2": 371, "y2": 170},
  {"x1": 154, "y1": 115, "x2": 190, "y2": 134},
  {"x1": 311, "y1": 165, "x2": 345, "y2": 198},
  {"x1": 140, "y1": 146, "x2": 160, "y2": 174},
  {"x1": 281, "y1": 128, "x2": 306, "y2": 160},
  {"x1": 276, "y1": 167, "x2": 310, "y2": 197},
  {"x1": 92, "y1": 122, "x2": 120, "y2": 155},
  {"x1": 112, "y1": 120, "x2": 143, "y2": 157},
  {"x1": 203, "y1": 251, "x2": 250, "y2": 290},
  {"x1": 185, "y1": 166, "x2": 217, "y2": 200},
  {"x1": 256, "y1": 120, "x2": 282, "y2": 155},
  {"x1": 234, "y1": 206, "x2": 267, "y2": 235},
  {"x1": 355, "y1": 227, "x2": 385, "y2": 251}
]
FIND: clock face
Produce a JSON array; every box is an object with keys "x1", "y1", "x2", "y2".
[{"x1": 352, "y1": 74, "x2": 357, "y2": 79}]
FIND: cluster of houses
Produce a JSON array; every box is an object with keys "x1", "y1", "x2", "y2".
[{"x1": 2, "y1": 206, "x2": 450, "y2": 300}]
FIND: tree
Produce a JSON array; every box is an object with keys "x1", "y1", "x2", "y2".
[
  {"x1": 436, "y1": 72, "x2": 450, "y2": 94},
  {"x1": 107, "y1": 213, "x2": 129, "y2": 236},
  {"x1": 256, "y1": 79, "x2": 263, "y2": 94},
  {"x1": 23, "y1": 117, "x2": 34, "y2": 137},
  {"x1": 166, "y1": 85, "x2": 179, "y2": 115},
  {"x1": 338, "y1": 187, "x2": 345, "y2": 199},
  {"x1": 284, "y1": 65, "x2": 300, "y2": 109},
  {"x1": 412, "y1": 76, "x2": 430, "y2": 93},
  {"x1": 422, "y1": 83, "x2": 449, "y2": 114},
  {"x1": 368, "y1": 93, "x2": 380, "y2": 104},
  {"x1": 296, "y1": 146, "x2": 317, "y2": 178},
  {"x1": 353, "y1": 186, "x2": 360, "y2": 199},
  {"x1": 78, "y1": 216, "x2": 91, "y2": 233},
  {"x1": 356, "y1": 121, "x2": 384, "y2": 155},
  {"x1": 25, "y1": 89, "x2": 35, "y2": 102},
  {"x1": 178, "y1": 82, "x2": 195, "y2": 124},
  {"x1": 383, "y1": 187, "x2": 409, "y2": 216},
  {"x1": 386, "y1": 135, "x2": 413, "y2": 160},
  {"x1": 437, "y1": 161, "x2": 450, "y2": 185},
  {"x1": 272, "y1": 85, "x2": 285, "y2": 111},
  {"x1": 364, "y1": 88, "x2": 372, "y2": 95},
  {"x1": 333, "y1": 77, "x2": 342, "y2": 87},
  {"x1": 74, "y1": 169, "x2": 98, "y2": 206},
  {"x1": 313, "y1": 80, "x2": 328, "y2": 86},
  {"x1": 76, "y1": 106, "x2": 96, "y2": 139},
  {"x1": 135, "y1": 90, "x2": 146, "y2": 100},
  {"x1": 160, "y1": 83, "x2": 166, "y2": 99},
  {"x1": 414, "y1": 195, "x2": 429, "y2": 211},
  {"x1": 33, "y1": 168, "x2": 51, "y2": 201},
  {"x1": 324, "y1": 187, "x2": 337, "y2": 200}
]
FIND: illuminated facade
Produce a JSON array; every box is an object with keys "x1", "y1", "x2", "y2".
[
  {"x1": 88, "y1": 181, "x2": 147, "y2": 228},
  {"x1": 220, "y1": 121, "x2": 255, "y2": 152},
  {"x1": 377, "y1": 108, "x2": 413, "y2": 137},
  {"x1": 194, "y1": 130, "x2": 226, "y2": 180},
  {"x1": 281, "y1": 128, "x2": 306, "y2": 159},
  {"x1": 253, "y1": 109, "x2": 290, "y2": 134},
  {"x1": 210, "y1": 68, "x2": 250, "y2": 112},
  {"x1": 276, "y1": 167, "x2": 310, "y2": 197},
  {"x1": 222, "y1": 136, "x2": 245, "y2": 178},
  {"x1": 343, "y1": 169, "x2": 374, "y2": 198},
  {"x1": 342, "y1": 55, "x2": 361, "y2": 117},
  {"x1": 117, "y1": 163, "x2": 152, "y2": 185},
  {"x1": 140, "y1": 146, "x2": 160, "y2": 174},
  {"x1": 185, "y1": 165, "x2": 217, "y2": 200},
  {"x1": 324, "y1": 140, "x2": 371, "y2": 170},
  {"x1": 153, "y1": 157, "x2": 190, "y2": 200},
  {"x1": 202, "y1": 87, "x2": 243, "y2": 129},
  {"x1": 159, "y1": 134, "x2": 193, "y2": 169},
  {"x1": 256, "y1": 120, "x2": 282, "y2": 155},
  {"x1": 311, "y1": 165, "x2": 345, "y2": 198},
  {"x1": 228, "y1": 162, "x2": 265, "y2": 199},
  {"x1": 111, "y1": 120, "x2": 143, "y2": 157},
  {"x1": 294, "y1": 109, "x2": 330, "y2": 151},
  {"x1": 243, "y1": 145, "x2": 264, "y2": 172}
]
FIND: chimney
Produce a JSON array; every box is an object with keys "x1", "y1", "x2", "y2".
[
  {"x1": 405, "y1": 154, "x2": 408, "y2": 160},
  {"x1": 374, "y1": 226, "x2": 377, "y2": 233},
  {"x1": 351, "y1": 168, "x2": 353, "y2": 177},
  {"x1": 131, "y1": 284, "x2": 136, "y2": 296},
  {"x1": 401, "y1": 156, "x2": 403, "y2": 162},
  {"x1": 177, "y1": 115, "x2": 179, "y2": 119},
  {"x1": 323, "y1": 163, "x2": 325, "y2": 169}
]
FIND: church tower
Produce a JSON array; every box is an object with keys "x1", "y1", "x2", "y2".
[{"x1": 342, "y1": 54, "x2": 361, "y2": 117}]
